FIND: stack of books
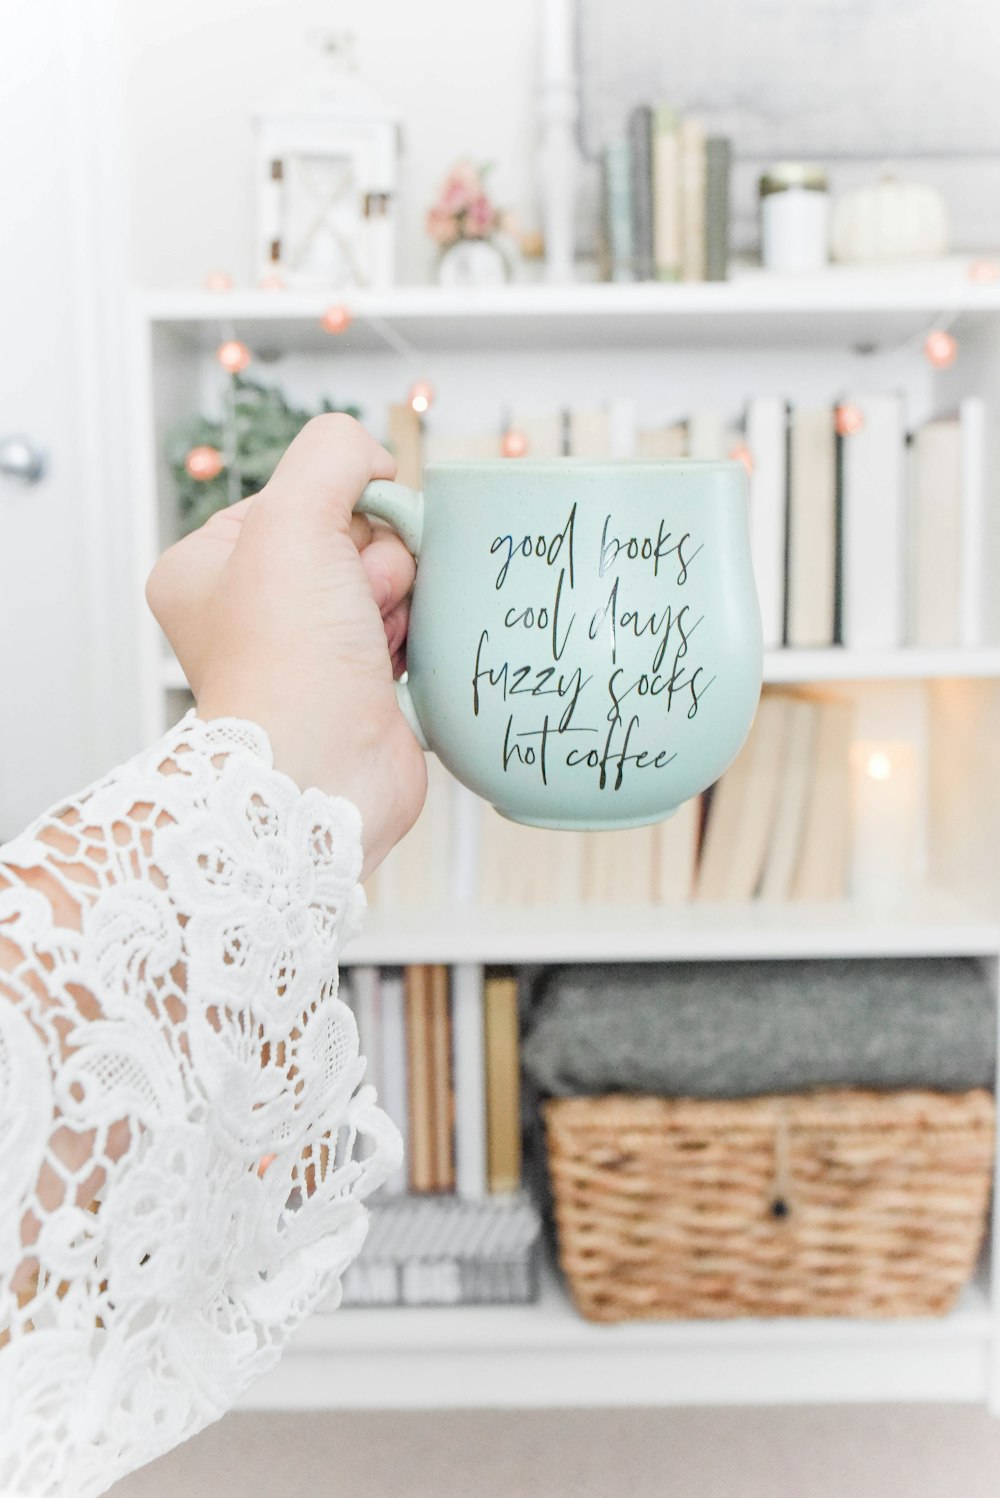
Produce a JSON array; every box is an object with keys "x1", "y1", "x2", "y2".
[
  {"x1": 366, "y1": 687, "x2": 867, "y2": 908},
  {"x1": 598, "y1": 108, "x2": 731, "y2": 283},
  {"x1": 401, "y1": 392, "x2": 991, "y2": 655},
  {"x1": 746, "y1": 394, "x2": 988, "y2": 652},
  {"x1": 695, "y1": 688, "x2": 854, "y2": 902},
  {"x1": 337, "y1": 964, "x2": 540, "y2": 1307}
]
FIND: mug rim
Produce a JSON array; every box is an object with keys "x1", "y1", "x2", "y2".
[{"x1": 424, "y1": 458, "x2": 745, "y2": 474}]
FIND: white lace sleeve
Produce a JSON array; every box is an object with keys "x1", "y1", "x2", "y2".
[{"x1": 0, "y1": 710, "x2": 402, "y2": 1498}]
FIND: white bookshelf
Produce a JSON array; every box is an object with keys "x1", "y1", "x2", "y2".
[
  {"x1": 132, "y1": 259, "x2": 1000, "y2": 1415},
  {"x1": 242, "y1": 1256, "x2": 994, "y2": 1412}
]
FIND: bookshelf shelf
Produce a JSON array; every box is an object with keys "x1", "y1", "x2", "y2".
[
  {"x1": 141, "y1": 258, "x2": 1000, "y2": 354},
  {"x1": 240, "y1": 1256, "x2": 993, "y2": 1411},
  {"x1": 160, "y1": 647, "x2": 1000, "y2": 694},
  {"x1": 342, "y1": 888, "x2": 999, "y2": 966}
]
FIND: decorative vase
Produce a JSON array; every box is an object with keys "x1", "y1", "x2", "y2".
[{"x1": 437, "y1": 238, "x2": 509, "y2": 287}]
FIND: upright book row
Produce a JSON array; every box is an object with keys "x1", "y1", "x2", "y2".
[
  {"x1": 599, "y1": 107, "x2": 731, "y2": 283},
  {"x1": 747, "y1": 394, "x2": 989, "y2": 652},
  {"x1": 365, "y1": 681, "x2": 872, "y2": 910},
  {"x1": 340, "y1": 964, "x2": 523, "y2": 1200}
]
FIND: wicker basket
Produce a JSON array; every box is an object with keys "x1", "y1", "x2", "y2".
[{"x1": 543, "y1": 1088, "x2": 995, "y2": 1323}]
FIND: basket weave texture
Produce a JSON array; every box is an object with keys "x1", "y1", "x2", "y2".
[{"x1": 543, "y1": 1088, "x2": 995, "y2": 1323}]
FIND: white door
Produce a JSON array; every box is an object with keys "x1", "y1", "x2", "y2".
[{"x1": 0, "y1": 0, "x2": 134, "y2": 839}]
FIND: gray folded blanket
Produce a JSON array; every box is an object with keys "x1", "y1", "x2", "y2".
[{"x1": 520, "y1": 958, "x2": 995, "y2": 1099}]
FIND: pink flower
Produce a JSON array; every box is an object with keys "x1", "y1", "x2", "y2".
[
  {"x1": 464, "y1": 193, "x2": 496, "y2": 238},
  {"x1": 426, "y1": 206, "x2": 459, "y2": 245}
]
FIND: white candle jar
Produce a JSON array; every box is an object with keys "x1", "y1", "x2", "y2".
[{"x1": 759, "y1": 162, "x2": 830, "y2": 272}]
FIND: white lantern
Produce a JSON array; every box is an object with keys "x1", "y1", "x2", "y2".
[{"x1": 254, "y1": 34, "x2": 400, "y2": 290}]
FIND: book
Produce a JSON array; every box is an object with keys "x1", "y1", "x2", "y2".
[
  {"x1": 652, "y1": 794, "x2": 701, "y2": 901},
  {"x1": 387, "y1": 402, "x2": 423, "y2": 488},
  {"x1": 652, "y1": 104, "x2": 681, "y2": 282},
  {"x1": 568, "y1": 406, "x2": 612, "y2": 458},
  {"x1": 790, "y1": 697, "x2": 854, "y2": 901},
  {"x1": 745, "y1": 397, "x2": 788, "y2": 651},
  {"x1": 351, "y1": 965, "x2": 383, "y2": 1102},
  {"x1": 509, "y1": 410, "x2": 564, "y2": 460},
  {"x1": 628, "y1": 103, "x2": 655, "y2": 281},
  {"x1": 581, "y1": 826, "x2": 657, "y2": 903},
  {"x1": 603, "y1": 138, "x2": 635, "y2": 282},
  {"x1": 786, "y1": 405, "x2": 837, "y2": 647},
  {"x1": 404, "y1": 966, "x2": 435, "y2": 1192},
  {"x1": 906, "y1": 415, "x2": 963, "y2": 646},
  {"x1": 840, "y1": 393, "x2": 905, "y2": 649},
  {"x1": 695, "y1": 693, "x2": 792, "y2": 900},
  {"x1": 608, "y1": 396, "x2": 637, "y2": 459},
  {"x1": 426, "y1": 964, "x2": 454, "y2": 1191},
  {"x1": 484, "y1": 972, "x2": 522, "y2": 1193},
  {"x1": 451, "y1": 964, "x2": 488, "y2": 1199},
  {"x1": 678, "y1": 116, "x2": 707, "y2": 282},
  {"x1": 758, "y1": 696, "x2": 821, "y2": 902},
  {"x1": 704, "y1": 136, "x2": 731, "y2": 282},
  {"x1": 338, "y1": 1192, "x2": 542, "y2": 1308},
  {"x1": 687, "y1": 408, "x2": 727, "y2": 460},
  {"x1": 637, "y1": 420, "x2": 687, "y2": 459},
  {"x1": 423, "y1": 430, "x2": 500, "y2": 463},
  {"x1": 378, "y1": 967, "x2": 409, "y2": 1196},
  {"x1": 960, "y1": 396, "x2": 987, "y2": 647}
]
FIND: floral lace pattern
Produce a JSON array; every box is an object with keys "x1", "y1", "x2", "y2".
[{"x1": 0, "y1": 711, "x2": 401, "y2": 1497}]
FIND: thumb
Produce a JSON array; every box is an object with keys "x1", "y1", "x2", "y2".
[{"x1": 259, "y1": 413, "x2": 397, "y2": 534}]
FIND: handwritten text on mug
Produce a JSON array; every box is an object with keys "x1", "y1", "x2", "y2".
[{"x1": 471, "y1": 503, "x2": 714, "y2": 792}]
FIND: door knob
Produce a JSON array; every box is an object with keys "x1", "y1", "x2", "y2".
[{"x1": 0, "y1": 435, "x2": 46, "y2": 485}]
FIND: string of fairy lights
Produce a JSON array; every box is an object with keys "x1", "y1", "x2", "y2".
[{"x1": 183, "y1": 257, "x2": 1000, "y2": 490}]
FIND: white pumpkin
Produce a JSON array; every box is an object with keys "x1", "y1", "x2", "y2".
[{"x1": 831, "y1": 177, "x2": 950, "y2": 264}]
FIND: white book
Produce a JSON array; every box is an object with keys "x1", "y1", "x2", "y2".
[
  {"x1": 906, "y1": 416, "x2": 963, "y2": 647},
  {"x1": 687, "y1": 408, "x2": 727, "y2": 460},
  {"x1": 960, "y1": 396, "x2": 987, "y2": 647},
  {"x1": 451, "y1": 963, "x2": 488, "y2": 1200},
  {"x1": 758, "y1": 697, "x2": 819, "y2": 902},
  {"x1": 569, "y1": 407, "x2": 612, "y2": 458},
  {"x1": 351, "y1": 965, "x2": 382, "y2": 1099},
  {"x1": 652, "y1": 796, "x2": 701, "y2": 901},
  {"x1": 378, "y1": 968, "x2": 409, "y2": 1196},
  {"x1": 608, "y1": 397, "x2": 637, "y2": 459},
  {"x1": 745, "y1": 397, "x2": 788, "y2": 650},
  {"x1": 582, "y1": 826, "x2": 656, "y2": 903},
  {"x1": 841, "y1": 393, "x2": 905, "y2": 649},
  {"x1": 787, "y1": 406, "x2": 837, "y2": 647},
  {"x1": 424, "y1": 430, "x2": 500, "y2": 463},
  {"x1": 637, "y1": 421, "x2": 688, "y2": 459},
  {"x1": 450, "y1": 780, "x2": 481, "y2": 905}
]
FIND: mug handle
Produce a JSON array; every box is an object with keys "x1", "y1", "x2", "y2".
[{"x1": 355, "y1": 479, "x2": 429, "y2": 750}]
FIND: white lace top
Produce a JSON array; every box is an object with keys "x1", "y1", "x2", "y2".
[{"x1": 0, "y1": 711, "x2": 402, "y2": 1497}]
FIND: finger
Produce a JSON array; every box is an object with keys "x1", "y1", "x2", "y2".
[
  {"x1": 360, "y1": 532, "x2": 417, "y2": 615},
  {"x1": 382, "y1": 598, "x2": 409, "y2": 657},
  {"x1": 260, "y1": 413, "x2": 396, "y2": 532},
  {"x1": 349, "y1": 513, "x2": 373, "y2": 552}
]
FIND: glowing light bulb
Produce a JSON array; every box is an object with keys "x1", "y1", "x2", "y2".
[
  {"x1": 729, "y1": 442, "x2": 753, "y2": 475},
  {"x1": 835, "y1": 403, "x2": 864, "y2": 437},
  {"x1": 924, "y1": 329, "x2": 958, "y2": 369},
  {"x1": 408, "y1": 379, "x2": 434, "y2": 414},
  {"x1": 217, "y1": 339, "x2": 252, "y2": 374},
  {"x1": 866, "y1": 750, "x2": 893, "y2": 782},
  {"x1": 320, "y1": 303, "x2": 353, "y2": 335},
  {"x1": 501, "y1": 429, "x2": 528, "y2": 458},
  {"x1": 204, "y1": 269, "x2": 233, "y2": 292}
]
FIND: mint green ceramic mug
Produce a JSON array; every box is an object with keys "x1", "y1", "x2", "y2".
[{"x1": 357, "y1": 460, "x2": 762, "y2": 830}]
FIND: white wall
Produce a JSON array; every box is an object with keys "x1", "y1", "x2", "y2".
[{"x1": 114, "y1": 0, "x2": 541, "y2": 288}]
